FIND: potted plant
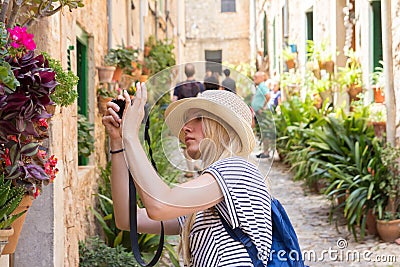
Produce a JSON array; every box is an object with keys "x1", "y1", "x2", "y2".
[
  {"x1": 0, "y1": 173, "x2": 25, "y2": 255},
  {"x1": 43, "y1": 52, "x2": 79, "y2": 109},
  {"x1": 143, "y1": 38, "x2": 176, "y2": 78},
  {"x1": 281, "y1": 46, "x2": 296, "y2": 70},
  {"x1": 97, "y1": 86, "x2": 118, "y2": 115},
  {"x1": 337, "y1": 49, "x2": 363, "y2": 103},
  {"x1": 77, "y1": 113, "x2": 95, "y2": 159},
  {"x1": 375, "y1": 143, "x2": 400, "y2": 242},
  {"x1": 370, "y1": 61, "x2": 384, "y2": 104},
  {"x1": 369, "y1": 104, "x2": 387, "y2": 139},
  {"x1": 104, "y1": 45, "x2": 139, "y2": 82},
  {"x1": 0, "y1": 24, "x2": 59, "y2": 254}
]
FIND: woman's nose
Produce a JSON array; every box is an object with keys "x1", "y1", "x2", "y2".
[{"x1": 182, "y1": 122, "x2": 193, "y2": 133}]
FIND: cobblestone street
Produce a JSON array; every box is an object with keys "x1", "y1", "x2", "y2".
[{"x1": 267, "y1": 158, "x2": 400, "y2": 267}]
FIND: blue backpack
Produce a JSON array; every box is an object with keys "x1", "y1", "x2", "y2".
[{"x1": 219, "y1": 198, "x2": 307, "y2": 267}]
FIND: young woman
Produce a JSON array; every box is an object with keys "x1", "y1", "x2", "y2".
[{"x1": 102, "y1": 83, "x2": 272, "y2": 266}]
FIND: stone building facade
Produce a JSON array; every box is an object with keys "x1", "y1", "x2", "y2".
[
  {"x1": 1, "y1": 1, "x2": 183, "y2": 266},
  {"x1": 183, "y1": 0, "x2": 252, "y2": 81}
]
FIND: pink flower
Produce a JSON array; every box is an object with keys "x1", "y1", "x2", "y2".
[
  {"x1": 7, "y1": 26, "x2": 36, "y2": 55},
  {"x1": 37, "y1": 149, "x2": 47, "y2": 159}
]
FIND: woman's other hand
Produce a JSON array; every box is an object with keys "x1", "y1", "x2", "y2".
[{"x1": 102, "y1": 93, "x2": 129, "y2": 140}]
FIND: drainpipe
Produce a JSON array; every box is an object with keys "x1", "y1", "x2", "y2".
[
  {"x1": 140, "y1": 0, "x2": 144, "y2": 51},
  {"x1": 177, "y1": 0, "x2": 181, "y2": 64},
  {"x1": 155, "y1": 0, "x2": 158, "y2": 40},
  {"x1": 283, "y1": 0, "x2": 288, "y2": 42},
  {"x1": 381, "y1": 0, "x2": 396, "y2": 145},
  {"x1": 107, "y1": 0, "x2": 112, "y2": 49},
  {"x1": 250, "y1": 0, "x2": 256, "y2": 66}
]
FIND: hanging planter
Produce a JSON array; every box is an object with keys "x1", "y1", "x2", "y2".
[{"x1": 97, "y1": 66, "x2": 116, "y2": 83}]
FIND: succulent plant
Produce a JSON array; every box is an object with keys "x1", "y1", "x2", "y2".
[{"x1": 0, "y1": 173, "x2": 26, "y2": 229}]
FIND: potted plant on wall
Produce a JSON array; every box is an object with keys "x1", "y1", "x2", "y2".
[
  {"x1": 104, "y1": 45, "x2": 139, "y2": 82},
  {"x1": 0, "y1": 24, "x2": 59, "y2": 254},
  {"x1": 97, "y1": 86, "x2": 118, "y2": 115},
  {"x1": 0, "y1": 173, "x2": 25, "y2": 255},
  {"x1": 337, "y1": 49, "x2": 363, "y2": 104},
  {"x1": 370, "y1": 61, "x2": 384, "y2": 104},
  {"x1": 375, "y1": 143, "x2": 400, "y2": 242},
  {"x1": 281, "y1": 46, "x2": 296, "y2": 70},
  {"x1": 43, "y1": 52, "x2": 79, "y2": 109}
]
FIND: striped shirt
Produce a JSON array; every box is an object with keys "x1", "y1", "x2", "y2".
[{"x1": 178, "y1": 157, "x2": 272, "y2": 266}]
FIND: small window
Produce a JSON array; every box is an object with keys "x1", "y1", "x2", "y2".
[
  {"x1": 205, "y1": 50, "x2": 222, "y2": 75},
  {"x1": 221, "y1": 0, "x2": 236, "y2": 13}
]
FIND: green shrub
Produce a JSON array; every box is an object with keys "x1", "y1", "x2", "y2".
[{"x1": 79, "y1": 236, "x2": 139, "y2": 267}]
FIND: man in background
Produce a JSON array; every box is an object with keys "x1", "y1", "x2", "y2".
[
  {"x1": 173, "y1": 63, "x2": 204, "y2": 101},
  {"x1": 221, "y1": 68, "x2": 237, "y2": 93}
]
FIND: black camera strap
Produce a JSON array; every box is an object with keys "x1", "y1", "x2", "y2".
[{"x1": 128, "y1": 118, "x2": 164, "y2": 266}]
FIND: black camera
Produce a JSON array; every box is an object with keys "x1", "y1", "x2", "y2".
[{"x1": 111, "y1": 99, "x2": 126, "y2": 119}]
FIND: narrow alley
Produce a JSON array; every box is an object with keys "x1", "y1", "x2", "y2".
[{"x1": 268, "y1": 158, "x2": 400, "y2": 267}]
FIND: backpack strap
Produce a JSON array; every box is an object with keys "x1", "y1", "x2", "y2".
[{"x1": 218, "y1": 212, "x2": 264, "y2": 267}]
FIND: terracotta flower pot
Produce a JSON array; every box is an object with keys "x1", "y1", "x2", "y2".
[
  {"x1": 144, "y1": 45, "x2": 151, "y2": 57},
  {"x1": 323, "y1": 60, "x2": 335, "y2": 74},
  {"x1": 377, "y1": 219, "x2": 400, "y2": 242},
  {"x1": 97, "y1": 66, "x2": 116, "y2": 83},
  {"x1": 372, "y1": 121, "x2": 386, "y2": 139},
  {"x1": 112, "y1": 67, "x2": 123, "y2": 82},
  {"x1": 373, "y1": 86, "x2": 385, "y2": 103},
  {"x1": 2, "y1": 195, "x2": 32, "y2": 255},
  {"x1": 139, "y1": 75, "x2": 149, "y2": 83},
  {"x1": 286, "y1": 59, "x2": 295, "y2": 69},
  {"x1": 98, "y1": 96, "x2": 113, "y2": 115},
  {"x1": 366, "y1": 209, "x2": 378, "y2": 236}
]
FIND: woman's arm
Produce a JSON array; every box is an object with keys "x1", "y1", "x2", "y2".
[
  {"x1": 121, "y1": 84, "x2": 224, "y2": 221},
  {"x1": 102, "y1": 97, "x2": 181, "y2": 235}
]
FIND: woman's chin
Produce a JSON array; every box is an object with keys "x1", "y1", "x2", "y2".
[{"x1": 187, "y1": 150, "x2": 201, "y2": 160}]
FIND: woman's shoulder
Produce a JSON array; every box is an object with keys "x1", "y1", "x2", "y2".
[
  {"x1": 208, "y1": 157, "x2": 262, "y2": 179},
  {"x1": 211, "y1": 156, "x2": 256, "y2": 168}
]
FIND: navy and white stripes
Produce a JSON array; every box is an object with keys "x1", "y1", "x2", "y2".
[{"x1": 178, "y1": 157, "x2": 272, "y2": 266}]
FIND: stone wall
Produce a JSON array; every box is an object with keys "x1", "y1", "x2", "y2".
[{"x1": 11, "y1": 1, "x2": 184, "y2": 266}]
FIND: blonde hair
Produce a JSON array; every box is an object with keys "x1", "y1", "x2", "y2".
[{"x1": 179, "y1": 115, "x2": 246, "y2": 265}]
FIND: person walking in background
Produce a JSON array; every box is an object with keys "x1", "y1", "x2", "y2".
[
  {"x1": 203, "y1": 72, "x2": 220, "y2": 90},
  {"x1": 268, "y1": 79, "x2": 281, "y2": 112},
  {"x1": 251, "y1": 71, "x2": 271, "y2": 159},
  {"x1": 173, "y1": 63, "x2": 204, "y2": 102},
  {"x1": 221, "y1": 68, "x2": 236, "y2": 93}
]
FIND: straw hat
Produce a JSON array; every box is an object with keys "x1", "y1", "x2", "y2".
[{"x1": 164, "y1": 90, "x2": 255, "y2": 155}]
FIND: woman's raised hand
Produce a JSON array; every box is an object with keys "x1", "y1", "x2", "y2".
[{"x1": 122, "y1": 82, "x2": 147, "y2": 140}]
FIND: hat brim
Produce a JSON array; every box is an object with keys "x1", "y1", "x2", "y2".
[{"x1": 165, "y1": 98, "x2": 255, "y2": 155}]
